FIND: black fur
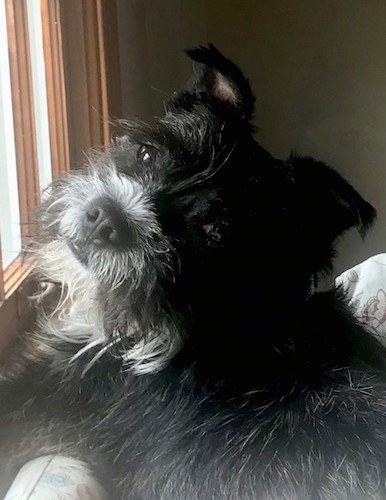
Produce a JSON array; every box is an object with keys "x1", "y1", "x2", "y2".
[{"x1": 0, "y1": 45, "x2": 384, "y2": 499}]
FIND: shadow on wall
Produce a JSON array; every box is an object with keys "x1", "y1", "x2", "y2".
[{"x1": 117, "y1": 0, "x2": 386, "y2": 276}]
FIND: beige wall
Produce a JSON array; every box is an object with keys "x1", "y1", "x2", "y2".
[
  {"x1": 117, "y1": 0, "x2": 209, "y2": 118},
  {"x1": 117, "y1": 0, "x2": 386, "y2": 275},
  {"x1": 116, "y1": 0, "x2": 152, "y2": 119}
]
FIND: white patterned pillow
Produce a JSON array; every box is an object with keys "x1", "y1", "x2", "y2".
[{"x1": 336, "y1": 254, "x2": 386, "y2": 344}]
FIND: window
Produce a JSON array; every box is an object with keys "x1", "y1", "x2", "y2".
[
  {"x1": 0, "y1": 0, "x2": 21, "y2": 273},
  {"x1": 0, "y1": 0, "x2": 121, "y2": 347}
]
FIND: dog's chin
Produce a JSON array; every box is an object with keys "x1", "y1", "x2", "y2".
[{"x1": 64, "y1": 238, "x2": 141, "y2": 291}]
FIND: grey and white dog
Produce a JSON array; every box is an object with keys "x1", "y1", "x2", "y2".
[{"x1": 1, "y1": 45, "x2": 386, "y2": 499}]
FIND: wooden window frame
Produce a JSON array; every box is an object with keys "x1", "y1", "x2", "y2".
[
  {"x1": 0, "y1": 0, "x2": 42, "y2": 351},
  {"x1": 3, "y1": 0, "x2": 38, "y2": 300},
  {"x1": 0, "y1": 0, "x2": 121, "y2": 348},
  {"x1": 2, "y1": 0, "x2": 70, "y2": 302}
]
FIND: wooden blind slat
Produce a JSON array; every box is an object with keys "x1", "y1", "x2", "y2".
[
  {"x1": 95, "y1": 0, "x2": 110, "y2": 144},
  {"x1": 98, "y1": 0, "x2": 122, "y2": 127},
  {"x1": 59, "y1": 0, "x2": 92, "y2": 168},
  {"x1": 40, "y1": 0, "x2": 70, "y2": 179},
  {"x1": 82, "y1": 0, "x2": 107, "y2": 147},
  {"x1": 54, "y1": 0, "x2": 70, "y2": 175},
  {"x1": 5, "y1": 0, "x2": 40, "y2": 240}
]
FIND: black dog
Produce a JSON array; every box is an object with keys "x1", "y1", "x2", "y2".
[{"x1": 1, "y1": 45, "x2": 385, "y2": 499}]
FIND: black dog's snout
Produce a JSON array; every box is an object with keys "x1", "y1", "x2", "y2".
[{"x1": 84, "y1": 200, "x2": 132, "y2": 247}]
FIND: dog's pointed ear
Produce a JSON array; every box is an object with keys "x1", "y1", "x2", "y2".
[
  {"x1": 182, "y1": 44, "x2": 255, "y2": 121},
  {"x1": 290, "y1": 155, "x2": 376, "y2": 240}
]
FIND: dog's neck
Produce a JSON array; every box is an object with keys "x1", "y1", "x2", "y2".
[{"x1": 166, "y1": 250, "x2": 368, "y2": 401}]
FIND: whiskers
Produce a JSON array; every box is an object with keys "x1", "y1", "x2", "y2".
[
  {"x1": 71, "y1": 335, "x2": 125, "y2": 377},
  {"x1": 89, "y1": 249, "x2": 140, "y2": 291}
]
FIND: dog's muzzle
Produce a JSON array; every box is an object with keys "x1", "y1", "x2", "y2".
[{"x1": 82, "y1": 197, "x2": 134, "y2": 248}]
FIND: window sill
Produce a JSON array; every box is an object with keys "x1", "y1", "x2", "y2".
[{"x1": 0, "y1": 258, "x2": 36, "y2": 359}]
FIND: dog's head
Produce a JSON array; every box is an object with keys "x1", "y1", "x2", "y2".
[{"x1": 34, "y1": 45, "x2": 375, "y2": 374}]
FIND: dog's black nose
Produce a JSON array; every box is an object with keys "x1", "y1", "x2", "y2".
[{"x1": 84, "y1": 200, "x2": 131, "y2": 247}]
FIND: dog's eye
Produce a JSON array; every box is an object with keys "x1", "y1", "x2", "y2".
[{"x1": 137, "y1": 145, "x2": 158, "y2": 166}]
